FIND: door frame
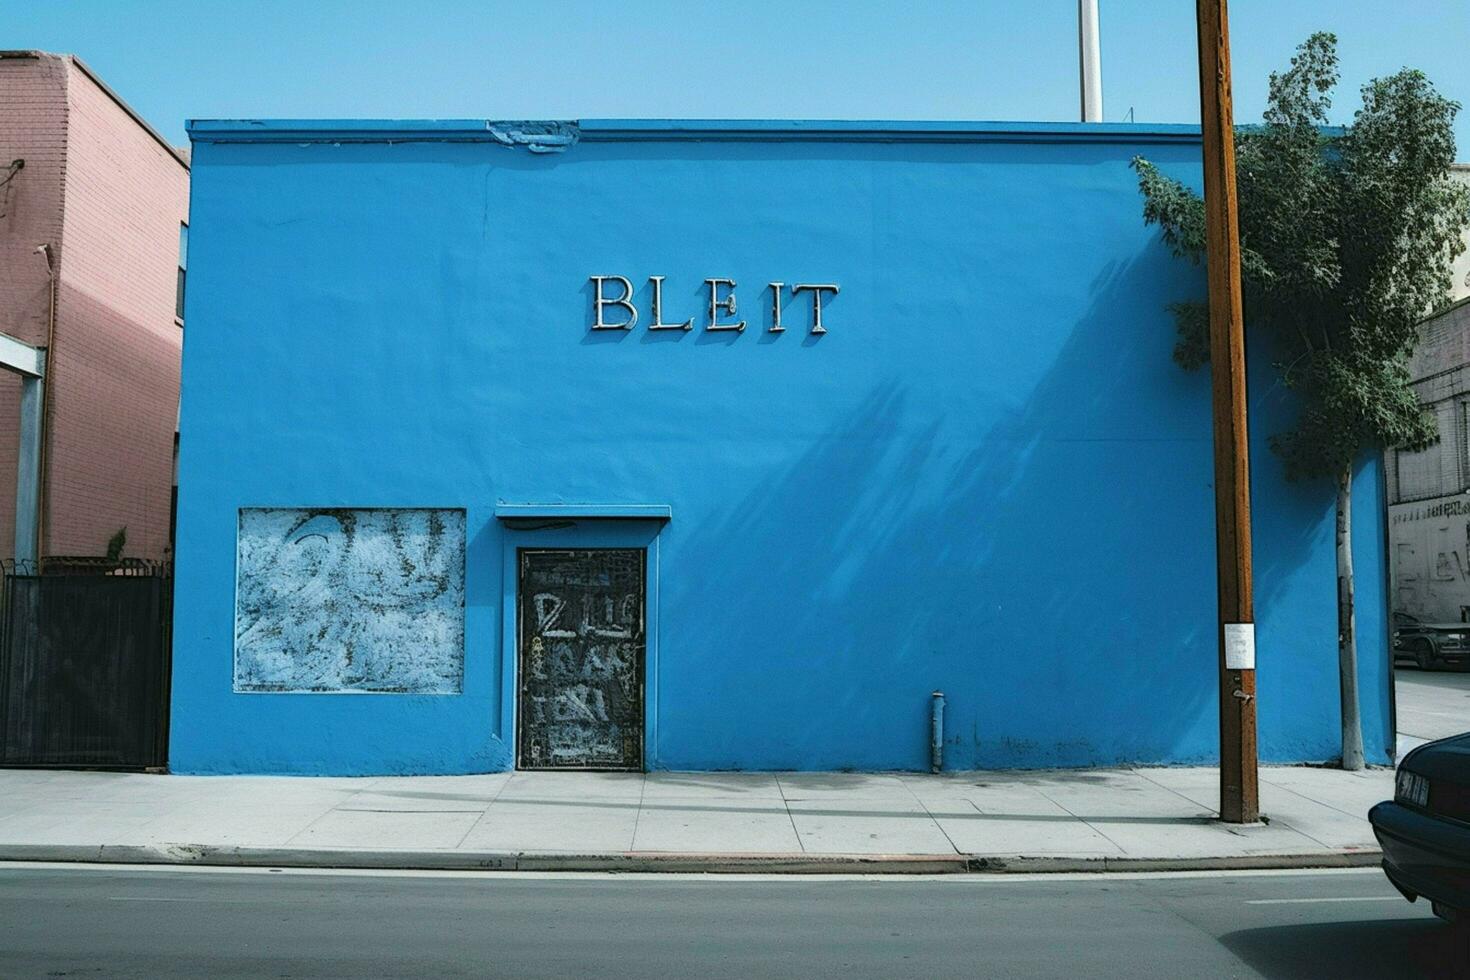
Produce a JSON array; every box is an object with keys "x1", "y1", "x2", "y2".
[{"x1": 497, "y1": 519, "x2": 663, "y2": 771}]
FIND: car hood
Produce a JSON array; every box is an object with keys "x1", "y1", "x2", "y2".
[{"x1": 1406, "y1": 623, "x2": 1470, "y2": 632}]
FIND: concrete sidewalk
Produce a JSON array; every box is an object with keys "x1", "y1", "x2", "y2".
[
  {"x1": 0, "y1": 765, "x2": 1392, "y2": 874},
  {"x1": 1395, "y1": 666, "x2": 1470, "y2": 757}
]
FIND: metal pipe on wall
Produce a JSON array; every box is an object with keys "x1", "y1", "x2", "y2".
[
  {"x1": 930, "y1": 691, "x2": 945, "y2": 773},
  {"x1": 1079, "y1": 0, "x2": 1104, "y2": 122},
  {"x1": 35, "y1": 243, "x2": 56, "y2": 568}
]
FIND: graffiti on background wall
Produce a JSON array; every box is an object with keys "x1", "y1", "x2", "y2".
[
  {"x1": 1389, "y1": 499, "x2": 1470, "y2": 623},
  {"x1": 234, "y1": 508, "x2": 466, "y2": 693},
  {"x1": 1391, "y1": 499, "x2": 1470, "y2": 523}
]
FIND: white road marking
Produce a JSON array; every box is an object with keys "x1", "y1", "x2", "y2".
[
  {"x1": 1245, "y1": 896, "x2": 1402, "y2": 905},
  {"x1": 107, "y1": 896, "x2": 263, "y2": 904}
]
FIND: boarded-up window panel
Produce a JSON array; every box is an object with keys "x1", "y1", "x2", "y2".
[
  {"x1": 233, "y1": 508, "x2": 466, "y2": 693},
  {"x1": 1396, "y1": 445, "x2": 1448, "y2": 503},
  {"x1": 1461, "y1": 399, "x2": 1470, "y2": 490}
]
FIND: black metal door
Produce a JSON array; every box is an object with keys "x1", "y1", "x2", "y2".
[{"x1": 517, "y1": 549, "x2": 645, "y2": 771}]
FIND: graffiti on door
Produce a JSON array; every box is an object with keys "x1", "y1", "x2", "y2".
[{"x1": 517, "y1": 549, "x2": 645, "y2": 770}]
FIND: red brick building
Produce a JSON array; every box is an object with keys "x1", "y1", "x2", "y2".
[{"x1": 0, "y1": 51, "x2": 187, "y2": 562}]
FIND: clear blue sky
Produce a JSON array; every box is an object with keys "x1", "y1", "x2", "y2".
[{"x1": 10, "y1": 0, "x2": 1470, "y2": 153}]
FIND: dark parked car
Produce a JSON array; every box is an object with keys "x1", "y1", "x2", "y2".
[
  {"x1": 1370, "y1": 732, "x2": 1470, "y2": 925},
  {"x1": 1393, "y1": 612, "x2": 1470, "y2": 670}
]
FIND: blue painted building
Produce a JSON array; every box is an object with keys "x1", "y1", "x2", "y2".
[{"x1": 170, "y1": 119, "x2": 1393, "y2": 775}]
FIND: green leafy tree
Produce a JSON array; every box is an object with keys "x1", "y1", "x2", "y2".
[{"x1": 1133, "y1": 33, "x2": 1468, "y2": 769}]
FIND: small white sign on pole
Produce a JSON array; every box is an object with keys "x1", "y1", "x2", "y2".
[{"x1": 1224, "y1": 623, "x2": 1256, "y2": 670}]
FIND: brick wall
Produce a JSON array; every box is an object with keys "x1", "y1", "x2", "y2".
[
  {"x1": 0, "y1": 52, "x2": 187, "y2": 562},
  {"x1": 1387, "y1": 299, "x2": 1470, "y2": 619},
  {"x1": 0, "y1": 52, "x2": 69, "y2": 559},
  {"x1": 1382, "y1": 300, "x2": 1470, "y2": 505},
  {"x1": 50, "y1": 59, "x2": 187, "y2": 559}
]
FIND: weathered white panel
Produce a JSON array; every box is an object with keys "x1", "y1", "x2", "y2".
[
  {"x1": 1388, "y1": 496, "x2": 1470, "y2": 622},
  {"x1": 234, "y1": 508, "x2": 465, "y2": 693}
]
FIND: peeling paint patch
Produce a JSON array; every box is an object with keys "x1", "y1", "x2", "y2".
[
  {"x1": 233, "y1": 508, "x2": 466, "y2": 693},
  {"x1": 486, "y1": 120, "x2": 579, "y2": 153}
]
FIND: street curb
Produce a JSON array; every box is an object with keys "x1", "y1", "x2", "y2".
[{"x1": 0, "y1": 843, "x2": 1384, "y2": 875}]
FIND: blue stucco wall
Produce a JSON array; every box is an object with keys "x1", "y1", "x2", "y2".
[{"x1": 169, "y1": 119, "x2": 1393, "y2": 774}]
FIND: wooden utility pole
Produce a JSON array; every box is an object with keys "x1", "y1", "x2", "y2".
[{"x1": 1195, "y1": 0, "x2": 1259, "y2": 824}]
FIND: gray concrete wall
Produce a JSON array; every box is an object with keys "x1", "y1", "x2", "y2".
[{"x1": 1387, "y1": 297, "x2": 1470, "y2": 621}]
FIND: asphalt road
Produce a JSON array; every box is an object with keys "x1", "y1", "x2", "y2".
[{"x1": 0, "y1": 864, "x2": 1466, "y2": 979}]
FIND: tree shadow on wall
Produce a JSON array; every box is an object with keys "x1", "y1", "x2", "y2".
[{"x1": 663, "y1": 255, "x2": 1329, "y2": 772}]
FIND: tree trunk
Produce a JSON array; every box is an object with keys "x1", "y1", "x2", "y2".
[{"x1": 1337, "y1": 467, "x2": 1365, "y2": 770}]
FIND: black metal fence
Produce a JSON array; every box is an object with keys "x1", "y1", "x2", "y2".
[{"x1": 0, "y1": 558, "x2": 172, "y2": 769}]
